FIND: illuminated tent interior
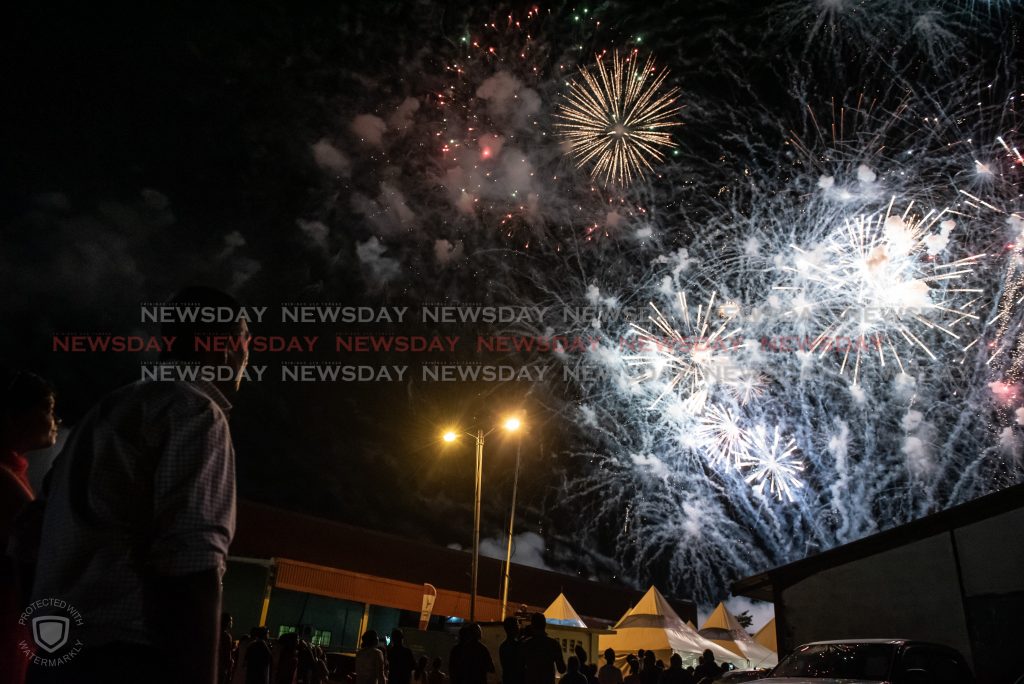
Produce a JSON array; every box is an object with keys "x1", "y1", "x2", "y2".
[
  {"x1": 699, "y1": 602, "x2": 778, "y2": 669},
  {"x1": 599, "y1": 586, "x2": 739, "y2": 669}
]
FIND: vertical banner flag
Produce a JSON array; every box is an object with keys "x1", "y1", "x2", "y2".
[{"x1": 419, "y1": 583, "x2": 437, "y2": 630}]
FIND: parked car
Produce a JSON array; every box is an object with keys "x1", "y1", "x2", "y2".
[
  {"x1": 753, "y1": 639, "x2": 973, "y2": 683},
  {"x1": 714, "y1": 669, "x2": 772, "y2": 682}
]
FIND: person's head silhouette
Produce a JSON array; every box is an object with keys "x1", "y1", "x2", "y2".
[
  {"x1": 503, "y1": 616, "x2": 519, "y2": 639},
  {"x1": 160, "y1": 286, "x2": 251, "y2": 394},
  {"x1": 530, "y1": 612, "x2": 546, "y2": 634},
  {"x1": 1, "y1": 367, "x2": 57, "y2": 454}
]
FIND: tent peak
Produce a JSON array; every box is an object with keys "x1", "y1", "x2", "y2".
[{"x1": 543, "y1": 592, "x2": 587, "y2": 628}]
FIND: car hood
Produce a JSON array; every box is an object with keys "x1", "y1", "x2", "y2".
[{"x1": 755, "y1": 679, "x2": 886, "y2": 684}]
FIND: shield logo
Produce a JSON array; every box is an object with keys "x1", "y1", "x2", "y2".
[{"x1": 32, "y1": 616, "x2": 70, "y2": 653}]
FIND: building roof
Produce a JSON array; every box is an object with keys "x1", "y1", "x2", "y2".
[
  {"x1": 731, "y1": 482, "x2": 1024, "y2": 602},
  {"x1": 231, "y1": 499, "x2": 696, "y2": 625}
]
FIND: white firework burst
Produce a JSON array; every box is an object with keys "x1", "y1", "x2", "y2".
[
  {"x1": 743, "y1": 425, "x2": 806, "y2": 503},
  {"x1": 726, "y1": 368, "x2": 769, "y2": 405},
  {"x1": 697, "y1": 403, "x2": 751, "y2": 469},
  {"x1": 777, "y1": 198, "x2": 985, "y2": 381},
  {"x1": 626, "y1": 292, "x2": 744, "y2": 411}
]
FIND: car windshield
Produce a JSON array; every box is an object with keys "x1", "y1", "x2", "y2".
[{"x1": 772, "y1": 643, "x2": 896, "y2": 680}]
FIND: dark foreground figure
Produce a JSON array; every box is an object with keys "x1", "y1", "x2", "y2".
[{"x1": 24, "y1": 287, "x2": 249, "y2": 684}]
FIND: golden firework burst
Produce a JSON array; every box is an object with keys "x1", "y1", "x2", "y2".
[{"x1": 555, "y1": 50, "x2": 682, "y2": 186}]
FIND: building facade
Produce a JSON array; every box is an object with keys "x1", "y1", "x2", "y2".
[{"x1": 225, "y1": 500, "x2": 697, "y2": 656}]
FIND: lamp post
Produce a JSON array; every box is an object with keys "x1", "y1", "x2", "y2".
[
  {"x1": 500, "y1": 438, "x2": 521, "y2": 620},
  {"x1": 443, "y1": 416, "x2": 521, "y2": 623}
]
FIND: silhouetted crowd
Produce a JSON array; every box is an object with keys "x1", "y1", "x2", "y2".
[
  {"x1": 442, "y1": 612, "x2": 733, "y2": 684},
  {"x1": 610, "y1": 648, "x2": 734, "y2": 684},
  {"x1": 218, "y1": 616, "x2": 337, "y2": 684}
]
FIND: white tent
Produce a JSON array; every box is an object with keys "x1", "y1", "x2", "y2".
[
  {"x1": 544, "y1": 592, "x2": 588, "y2": 628},
  {"x1": 698, "y1": 603, "x2": 778, "y2": 669},
  {"x1": 599, "y1": 586, "x2": 740, "y2": 669}
]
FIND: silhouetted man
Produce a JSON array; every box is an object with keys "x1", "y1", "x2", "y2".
[
  {"x1": 597, "y1": 649, "x2": 622, "y2": 684},
  {"x1": 28, "y1": 286, "x2": 250, "y2": 684},
  {"x1": 692, "y1": 650, "x2": 719, "y2": 684},
  {"x1": 560, "y1": 656, "x2": 588, "y2": 684},
  {"x1": 639, "y1": 651, "x2": 658, "y2": 684},
  {"x1": 449, "y1": 623, "x2": 494, "y2": 684},
  {"x1": 245, "y1": 627, "x2": 272, "y2": 684},
  {"x1": 660, "y1": 654, "x2": 692, "y2": 684},
  {"x1": 388, "y1": 628, "x2": 416, "y2": 684},
  {"x1": 428, "y1": 656, "x2": 449, "y2": 684},
  {"x1": 499, "y1": 616, "x2": 523, "y2": 684},
  {"x1": 521, "y1": 613, "x2": 566, "y2": 684},
  {"x1": 221, "y1": 612, "x2": 236, "y2": 684}
]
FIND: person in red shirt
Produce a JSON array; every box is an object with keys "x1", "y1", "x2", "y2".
[
  {"x1": 0, "y1": 369, "x2": 58, "y2": 532},
  {"x1": 0, "y1": 367, "x2": 59, "y2": 684}
]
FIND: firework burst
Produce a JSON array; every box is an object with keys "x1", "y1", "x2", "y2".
[
  {"x1": 697, "y1": 403, "x2": 751, "y2": 469},
  {"x1": 726, "y1": 368, "x2": 769, "y2": 405},
  {"x1": 555, "y1": 50, "x2": 682, "y2": 186},
  {"x1": 743, "y1": 425, "x2": 806, "y2": 503},
  {"x1": 303, "y1": 0, "x2": 1024, "y2": 606},
  {"x1": 777, "y1": 199, "x2": 985, "y2": 381},
  {"x1": 625, "y1": 292, "x2": 743, "y2": 411}
]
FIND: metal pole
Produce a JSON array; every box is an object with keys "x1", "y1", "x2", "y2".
[
  {"x1": 471, "y1": 428, "x2": 484, "y2": 622},
  {"x1": 500, "y1": 440, "x2": 521, "y2": 620}
]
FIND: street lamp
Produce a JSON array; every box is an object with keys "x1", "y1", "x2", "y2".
[
  {"x1": 500, "y1": 437, "x2": 521, "y2": 621},
  {"x1": 441, "y1": 416, "x2": 521, "y2": 622}
]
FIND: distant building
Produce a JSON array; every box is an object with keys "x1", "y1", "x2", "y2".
[
  {"x1": 225, "y1": 500, "x2": 696, "y2": 654},
  {"x1": 732, "y1": 483, "x2": 1024, "y2": 683}
]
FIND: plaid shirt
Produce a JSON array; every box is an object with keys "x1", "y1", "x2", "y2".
[{"x1": 31, "y1": 380, "x2": 236, "y2": 647}]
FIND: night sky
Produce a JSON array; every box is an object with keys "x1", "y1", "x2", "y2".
[{"x1": 3, "y1": 0, "x2": 1022, "y2": 609}]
